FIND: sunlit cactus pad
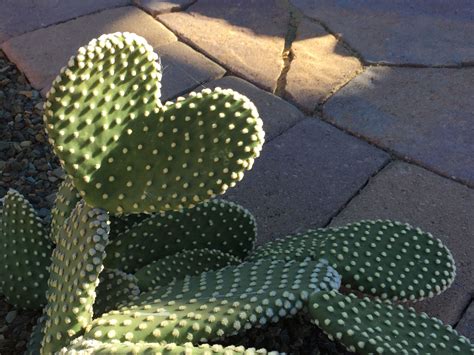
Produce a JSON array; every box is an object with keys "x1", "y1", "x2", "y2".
[
  {"x1": 41, "y1": 201, "x2": 110, "y2": 354},
  {"x1": 309, "y1": 291, "x2": 474, "y2": 354},
  {"x1": 0, "y1": 189, "x2": 53, "y2": 309},
  {"x1": 83, "y1": 259, "x2": 340, "y2": 345},
  {"x1": 105, "y1": 199, "x2": 257, "y2": 273},
  {"x1": 249, "y1": 220, "x2": 455, "y2": 301},
  {"x1": 43, "y1": 32, "x2": 264, "y2": 214},
  {"x1": 59, "y1": 337, "x2": 277, "y2": 354},
  {"x1": 134, "y1": 248, "x2": 241, "y2": 291}
]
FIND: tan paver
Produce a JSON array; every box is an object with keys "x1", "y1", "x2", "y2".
[
  {"x1": 134, "y1": 0, "x2": 195, "y2": 15},
  {"x1": 0, "y1": 0, "x2": 130, "y2": 44},
  {"x1": 205, "y1": 76, "x2": 304, "y2": 141},
  {"x1": 158, "y1": 0, "x2": 288, "y2": 92},
  {"x1": 330, "y1": 161, "x2": 474, "y2": 325},
  {"x1": 2, "y1": 6, "x2": 177, "y2": 91},
  {"x1": 284, "y1": 19, "x2": 362, "y2": 112}
]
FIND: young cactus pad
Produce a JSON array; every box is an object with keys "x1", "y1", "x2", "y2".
[
  {"x1": 309, "y1": 290, "x2": 474, "y2": 354},
  {"x1": 134, "y1": 248, "x2": 241, "y2": 291},
  {"x1": 83, "y1": 259, "x2": 340, "y2": 345},
  {"x1": 105, "y1": 199, "x2": 257, "y2": 273},
  {"x1": 249, "y1": 220, "x2": 456, "y2": 302},
  {"x1": 59, "y1": 338, "x2": 277, "y2": 354},
  {"x1": 0, "y1": 189, "x2": 53, "y2": 309},
  {"x1": 43, "y1": 32, "x2": 265, "y2": 214},
  {"x1": 41, "y1": 201, "x2": 110, "y2": 354}
]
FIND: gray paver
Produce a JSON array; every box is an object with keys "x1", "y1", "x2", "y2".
[
  {"x1": 284, "y1": 18, "x2": 362, "y2": 112},
  {"x1": 205, "y1": 76, "x2": 304, "y2": 141},
  {"x1": 291, "y1": 0, "x2": 474, "y2": 65},
  {"x1": 330, "y1": 161, "x2": 474, "y2": 325},
  {"x1": 456, "y1": 301, "x2": 474, "y2": 340},
  {"x1": 158, "y1": 41, "x2": 225, "y2": 101},
  {"x1": 158, "y1": 0, "x2": 288, "y2": 92},
  {"x1": 0, "y1": 0, "x2": 131, "y2": 44},
  {"x1": 323, "y1": 66, "x2": 474, "y2": 187},
  {"x1": 2, "y1": 6, "x2": 177, "y2": 91},
  {"x1": 134, "y1": 0, "x2": 195, "y2": 15},
  {"x1": 223, "y1": 118, "x2": 389, "y2": 245}
]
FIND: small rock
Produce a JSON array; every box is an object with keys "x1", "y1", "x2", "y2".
[
  {"x1": 5, "y1": 310, "x2": 17, "y2": 323},
  {"x1": 0, "y1": 325, "x2": 7, "y2": 333},
  {"x1": 46, "y1": 192, "x2": 57, "y2": 204},
  {"x1": 20, "y1": 140, "x2": 32, "y2": 148},
  {"x1": 34, "y1": 102, "x2": 43, "y2": 111},
  {"x1": 48, "y1": 175, "x2": 58, "y2": 182},
  {"x1": 51, "y1": 167, "x2": 65, "y2": 179},
  {"x1": 38, "y1": 208, "x2": 49, "y2": 218}
]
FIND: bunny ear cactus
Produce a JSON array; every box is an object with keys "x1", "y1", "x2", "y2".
[
  {"x1": 249, "y1": 220, "x2": 456, "y2": 302},
  {"x1": 0, "y1": 189, "x2": 53, "y2": 309},
  {"x1": 309, "y1": 291, "x2": 474, "y2": 354},
  {"x1": 43, "y1": 32, "x2": 264, "y2": 214}
]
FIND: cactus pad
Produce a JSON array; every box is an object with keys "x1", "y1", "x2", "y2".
[
  {"x1": 50, "y1": 176, "x2": 81, "y2": 243},
  {"x1": 41, "y1": 201, "x2": 110, "y2": 354},
  {"x1": 43, "y1": 32, "x2": 264, "y2": 214},
  {"x1": 109, "y1": 213, "x2": 149, "y2": 240},
  {"x1": 105, "y1": 199, "x2": 256, "y2": 273},
  {"x1": 250, "y1": 220, "x2": 455, "y2": 302},
  {"x1": 309, "y1": 290, "x2": 474, "y2": 354},
  {"x1": 134, "y1": 248, "x2": 241, "y2": 291},
  {"x1": 0, "y1": 189, "x2": 53, "y2": 309},
  {"x1": 83, "y1": 259, "x2": 340, "y2": 344},
  {"x1": 95, "y1": 268, "x2": 140, "y2": 316},
  {"x1": 25, "y1": 314, "x2": 47, "y2": 355},
  {"x1": 59, "y1": 337, "x2": 277, "y2": 354}
]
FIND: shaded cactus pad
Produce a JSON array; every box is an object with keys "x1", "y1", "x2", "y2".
[
  {"x1": 83, "y1": 259, "x2": 340, "y2": 345},
  {"x1": 0, "y1": 189, "x2": 53, "y2": 309},
  {"x1": 249, "y1": 220, "x2": 455, "y2": 301},
  {"x1": 105, "y1": 199, "x2": 257, "y2": 273},
  {"x1": 44, "y1": 32, "x2": 264, "y2": 214},
  {"x1": 309, "y1": 291, "x2": 474, "y2": 354}
]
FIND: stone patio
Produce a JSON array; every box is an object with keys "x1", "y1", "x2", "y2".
[{"x1": 1, "y1": 0, "x2": 473, "y2": 340}]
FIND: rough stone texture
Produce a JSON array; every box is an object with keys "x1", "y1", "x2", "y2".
[
  {"x1": 158, "y1": 0, "x2": 288, "y2": 92},
  {"x1": 1, "y1": 6, "x2": 177, "y2": 91},
  {"x1": 205, "y1": 76, "x2": 304, "y2": 141},
  {"x1": 223, "y1": 118, "x2": 389, "y2": 245},
  {"x1": 157, "y1": 41, "x2": 225, "y2": 101},
  {"x1": 323, "y1": 67, "x2": 474, "y2": 187},
  {"x1": 134, "y1": 0, "x2": 195, "y2": 15},
  {"x1": 0, "y1": 0, "x2": 131, "y2": 44},
  {"x1": 330, "y1": 161, "x2": 474, "y2": 325},
  {"x1": 284, "y1": 19, "x2": 362, "y2": 112},
  {"x1": 456, "y1": 301, "x2": 474, "y2": 340},
  {"x1": 291, "y1": 0, "x2": 474, "y2": 65}
]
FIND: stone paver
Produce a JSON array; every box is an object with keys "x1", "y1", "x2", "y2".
[
  {"x1": 2, "y1": 6, "x2": 177, "y2": 91},
  {"x1": 323, "y1": 67, "x2": 474, "y2": 187},
  {"x1": 158, "y1": 0, "x2": 289, "y2": 92},
  {"x1": 134, "y1": 0, "x2": 195, "y2": 15},
  {"x1": 0, "y1": 0, "x2": 130, "y2": 44},
  {"x1": 330, "y1": 161, "x2": 474, "y2": 325},
  {"x1": 284, "y1": 18, "x2": 362, "y2": 112},
  {"x1": 223, "y1": 118, "x2": 389, "y2": 245},
  {"x1": 158, "y1": 41, "x2": 225, "y2": 101},
  {"x1": 456, "y1": 301, "x2": 474, "y2": 340},
  {"x1": 205, "y1": 76, "x2": 304, "y2": 141},
  {"x1": 291, "y1": 0, "x2": 474, "y2": 65}
]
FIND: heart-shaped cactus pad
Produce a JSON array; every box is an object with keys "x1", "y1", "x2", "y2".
[{"x1": 44, "y1": 32, "x2": 264, "y2": 214}]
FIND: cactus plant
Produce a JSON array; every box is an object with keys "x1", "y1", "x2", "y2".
[{"x1": 0, "y1": 31, "x2": 471, "y2": 354}]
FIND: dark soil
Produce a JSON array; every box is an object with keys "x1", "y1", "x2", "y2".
[{"x1": 0, "y1": 50, "x2": 350, "y2": 354}]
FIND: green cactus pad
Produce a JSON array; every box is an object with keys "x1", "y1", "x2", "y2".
[
  {"x1": 59, "y1": 337, "x2": 277, "y2": 354},
  {"x1": 83, "y1": 259, "x2": 340, "y2": 344},
  {"x1": 105, "y1": 199, "x2": 256, "y2": 273},
  {"x1": 43, "y1": 32, "x2": 264, "y2": 214},
  {"x1": 41, "y1": 201, "x2": 110, "y2": 354},
  {"x1": 134, "y1": 248, "x2": 241, "y2": 291},
  {"x1": 250, "y1": 220, "x2": 455, "y2": 302},
  {"x1": 109, "y1": 213, "x2": 149, "y2": 240},
  {"x1": 309, "y1": 290, "x2": 474, "y2": 354},
  {"x1": 25, "y1": 314, "x2": 47, "y2": 355},
  {"x1": 95, "y1": 268, "x2": 140, "y2": 316},
  {"x1": 0, "y1": 189, "x2": 53, "y2": 309},
  {"x1": 50, "y1": 176, "x2": 81, "y2": 243}
]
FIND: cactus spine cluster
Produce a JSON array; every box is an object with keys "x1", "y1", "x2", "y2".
[{"x1": 0, "y1": 32, "x2": 471, "y2": 354}]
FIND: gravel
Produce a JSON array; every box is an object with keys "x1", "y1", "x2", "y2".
[{"x1": 0, "y1": 51, "x2": 349, "y2": 354}]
